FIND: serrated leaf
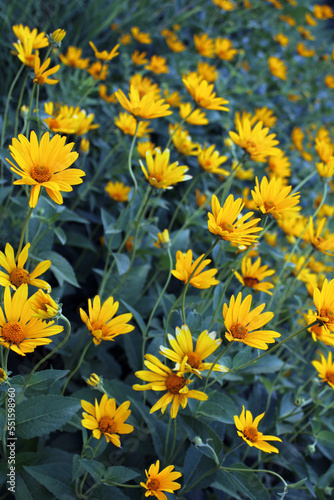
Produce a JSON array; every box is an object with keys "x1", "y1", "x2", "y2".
[
  {"x1": 24, "y1": 370, "x2": 69, "y2": 391},
  {"x1": 79, "y1": 459, "x2": 105, "y2": 482},
  {"x1": 317, "y1": 431, "x2": 334, "y2": 446},
  {"x1": 111, "y1": 252, "x2": 130, "y2": 275},
  {"x1": 24, "y1": 464, "x2": 73, "y2": 499},
  {"x1": 225, "y1": 463, "x2": 270, "y2": 500},
  {"x1": 197, "y1": 391, "x2": 237, "y2": 424},
  {"x1": 103, "y1": 466, "x2": 139, "y2": 484},
  {"x1": 41, "y1": 251, "x2": 79, "y2": 287}
]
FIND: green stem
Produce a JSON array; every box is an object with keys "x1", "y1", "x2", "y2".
[
  {"x1": 163, "y1": 295, "x2": 182, "y2": 349},
  {"x1": 61, "y1": 338, "x2": 93, "y2": 395},
  {"x1": 221, "y1": 467, "x2": 288, "y2": 497},
  {"x1": 165, "y1": 106, "x2": 195, "y2": 150},
  {"x1": 16, "y1": 207, "x2": 34, "y2": 259},
  {"x1": 14, "y1": 70, "x2": 28, "y2": 136},
  {"x1": 168, "y1": 174, "x2": 200, "y2": 232},
  {"x1": 219, "y1": 442, "x2": 244, "y2": 465}
]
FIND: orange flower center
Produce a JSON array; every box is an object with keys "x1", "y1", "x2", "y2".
[
  {"x1": 243, "y1": 277, "x2": 259, "y2": 288},
  {"x1": 230, "y1": 323, "x2": 248, "y2": 339},
  {"x1": 147, "y1": 478, "x2": 160, "y2": 491},
  {"x1": 220, "y1": 222, "x2": 234, "y2": 233},
  {"x1": 98, "y1": 416, "x2": 116, "y2": 434},
  {"x1": 186, "y1": 352, "x2": 201, "y2": 369},
  {"x1": 320, "y1": 307, "x2": 334, "y2": 323},
  {"x1": 2, "y1": 322, "x2": 25, "y2": 345},
  {"x1": 91, "y1": 321, "x2": 109, "y2": 336},
  {"x1": 243, "y1": 426, "x2": 258, "y2": 442},
  {"x1": 326, "y1": 371, "x2": 334, "y2": 385},
  {"x1": 10, "y1": 268, "x2": 30, "y2": 287},
  {"x1": 264, "y1": 200, "x2": 275, "y2": 211},
  {"x1": 165, "y1": 373, "x2": 187, "y2": 394},
  {"x1": 31, "y1": 165, "x2": 52, "y2": 183}
]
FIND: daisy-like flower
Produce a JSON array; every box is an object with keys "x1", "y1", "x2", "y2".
[
  {"x1": 43, "y1": 102, "x2": 99, "y2": 136},
  {"x1": 266, "y1": 150, "x2": 291, "y2": 180},
  {"x1": 274, "y1": 33, "x2": 289, "y2": 47},
  {"x1": 133, "y1": 354, "x2": 208, "y2": 418},
  {"x1": 169, "y1": 125, "x2": 200, "y2": 156},
  {"x1": 89, "y1": 41, "x2": 119, "y2": 61},
  {"x1": 50, "y1": 29, "x2": 66, "y2": 45},
  {"x1": 215, "y1": 38, "x2": 237, "y2": 60},
  {"x1": 196, "y1": 189, "x2": 207, "y2": 207},
  {"x1": 297, "y1": 42, "x2": 315, "y2": 57},
  {"x1": 141, "y1": 460, "x2": 182, "y2": 499},
  {"x1": 0, "y1": 285, "x2": 63, "y2": 356},
  {"x1": 0, "y1": 368, "x2": 7, "y2": 384},
  {"x1": 81, "y1": 394, "x2": 133, "y2": 446},
  {"x1": 0, "y1": 243, "x2": 51, "y2": 290},
  {"x1": 154, "y1": 229, "x2": 170, "y2": 249},
  {"x1": 160, "y1": 325, "x2": 227, "y2": 377},
  {"x1": 33, "y1": 56, "x2": 60, "y2": 85},
  {"x1": 179, "y1": 103, "x2": 208, "y2": 125},
  {"x1": 197, "y1": 144, "x2": 229, "y2": 175},
  {"x1": 182, "y1": 74, "x2": 229, "y2": 111},
  {"x1": 316, "y1": 160, "x2": 334, "y2": 179},
  {"x1": 164, "y1": 89, "x2": 182, "y2": 107},
  {"x1": 99, "y1": 85, "x2": 116, "y2": 103},
  {"x1": 229, "y1": 116, "x2": 280, "y2": 162},
  {"x1": 251, "y1": 177, "x2": 300, "y2": 219},
  {"x1": 268, "y1": 56, "x2": 287, "y2": 80},
  {"x1": 315, "y1": 139, "x2": 334, "y2": 164},
  {"x1": 7, "y1": 131, "x2": 84, "y2": 208},
  {"x1": 171, "y1": 249, "x2": 219, "y2": 289},
  {"x1": 291, "y1": 126, "x2": 304, "y2": 152},
  {"x1": 137, "y1": 140, "x2": 156, "y2": 158},
  {"x1": 115, "y1": 113, "x2": 152, "y2": 137},
  {"x1": 59, "y1": 46, "x2": 90, "y2": 69},
  {"x1": 254, "y1": 107, "x2": 277, "y2": 128},
  {"x1": 79, "y1": 295, "x2": 135, "y2": 345},
  {"x1": 234, "y1": 257, "x2": 275, "y2": 295},
  {"x1": 314, "y1": 4, "x2": 334, "y2": 19},
  {"x1": 212, "y1": 0, "x2": 235, "y2": 9},
  {"x1": 140, "y1": 148, "x2": 191, "y2": 189},
  {"x1": 12, "y1": 24, "x2": 48, "y2": 49},
  {"x1": 86, "y1": 373, "x2": 102, "y2": 387},
  {"x1": 87, "y1": 61, "x2": 108, "y2": 80},
  {"x1": 130, "y1": 74, "x2": 161, "y2": 99},
  {"x1": 312, "y1": 351, "x2": 334, "y2": 388},
  {"x1": 311, "y1": 279, "x2": 334, "y2": 332},
  {"x1": 115, "y1": 86, "x2": 172, "y2": 119},
  {"x1": 105, "y1": 181, "x2": 131, "y2": 202},
  {"x1": 193, "y1": 33, "x2": 215, "y2": 57},
  {"x1": 304, "y1": 311, "x2": 334, "y2": 346},
  {"x1": 131, "y1": 26, "x2": 151, "y2": 44},
  {"x1": 223, "y1": 292, "x2": 280, "y2": 349},
  {"x1": 12, "y1": 38, "x2": 37, "y2": 67},
  {"x1": 131, "y1": 50, "x2": 148, "y2": 65},
  {"x1": 208, "y1": 194, "x2": 262, "y2": 246},
  {"x1": 165, "y1": 34, "x2": 186, "y2": 53},
  {"x1": 304, "y1": 217, "x2": 334, "y2": 255},
  {"x1": 325, "y1": 75, "x2": 334, "y2": 89},
  {"x1": 234, "y1": 406, "x2": 282, "y2": 453},
  {"x1": 305, "y1": 12, "x2": 317, "y2": 25},
  {"x1": 145, "y1": 55, "x2": 169, "y2": 74},
  {"x1": 197, "y1": 61, "x2": 218, "y2": 82},
  {"x1": 29, "y1": 289, "x2": 60, "y2": 320}
]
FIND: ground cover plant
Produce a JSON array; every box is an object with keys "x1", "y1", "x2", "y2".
[{"x1": 0, "y1": 0, "x2": 334, "y2": 498}]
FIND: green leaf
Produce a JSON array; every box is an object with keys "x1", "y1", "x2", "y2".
[
  {"x1": 197, "y1": 391, "x2": 237, "y2": 424},
  {"x1": 79, "y1": 459, "x2": 106, "y2": 482},
  {"x1": 181, "y1": 414, "x2": 223, "y2": 456},
  {"x1": 123, "y1": 329, "x2": 142, "y2": 371},
  {"x1": 41, "y1": 251, "x2": 79, "y2": 287},
  {"x1": 224, "y1": 463, "x2": 270, "y2": 500},
  {"x1": 24, "y1": 369, "x2": 69, "y2": 391},
  {"x1": 16, "y1": 395, "x2": 81, "y2": 439},
  {"x1": 66, "y1": 231, "x2": 96, "y2": 251},
  {"x1": 55, "y1": 206, "x2": 88, "y2": 224},
  {"x1": 101, "y1": 264, "x2": 150, "y2": 305},
  {"x1": 289, "y1": 478, "x2": 308, "y2": 489},
  {"x1": 54, "y1": 227, "x2": 66, "y2": 245},
  {"x1": 24, "y1": 464, "x2": 73, "y2": 499},
  {"x1": 245, "y1": 355, "x2": 284, "y2": 374},
  {"x1": 120, "y1": 299, "x2": 146, "y2": 335},
  {"x1": 112, "y1": 252, "x2": 130, "y2": 275},
  {"x1": 317, "y1": 431, "x2": 334, "y2": 447},
  {"x1": 103, "y1": 466, "x2": 139, "y2": 484}
]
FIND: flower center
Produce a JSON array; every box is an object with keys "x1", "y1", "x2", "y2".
[
  {"x1": 186, "y1": 352, "x2": 201, "y2": 369},
  {"x1": 220, "y1": 222, "x2": 234, "y2": 233},
  {"x1": 326, "y1": 371, "x2": 334, "y2": 385},
  {"x1": 10, "y1": 268, "x2": 30, "y2": 287},
  {"x1": 147, "y1": 478, "x2": 160, "y2": 491},
  {"x1": 2, "y1": 322, "x2": 25, "y2": 345},
  {"x1": 230, "y1": 323, "x2": 248, "y2": 339},
  {"x1": 165, "y1": 373, "x2": 187, "y2": 394},
  {"x1": 264, "y1": 200, "x2": 275, "y2": 211},
  {"x1": 98, "y1": 416, "x2": 116, "y2": 434},
  {"x1": 320, "y1": 308, "x2": 334, "y2": 323},
  {"x1": 31, "y1": 165, "x2": 52, "y2": 183},
  {"x1": 244, "y1": 277, "x2": 259, "y2": 288},
  {"x1": 91, "y1": 321, "x2": 109, "y2": 336},
  {"x1": 243, "y1": 426, "x2": 258, "y2": 442}
]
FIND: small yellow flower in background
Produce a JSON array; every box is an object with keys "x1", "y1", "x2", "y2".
[
  {"x1": 197, "y1": 61, "x2": 218, "y2": 82},
  {"x1": 197, "y1": 144, "x2": 228, "y2": 175},
  {"x1": 86, "y1": 373, "x2": 102, "y2": 387},
  {"x1": 59, "y1": 46, "x2": 90, "y2": 69},
  {"x1": 0, "y1": 285, "x2": 63, "y2": 356},
  {"x1": 133, "y1": 354, "x2": 208, "y2": 418},
  {"x1": 179, "y1": 103, "x2": 208, "y2": 126},
  {"x1": 251, "y1": 176, "x2": 301, "y2": 219},
  {"x1": 165, "y1": 34, "x2": 186, "y2": 52},
  {"x1": 325, "y1": 75, "x2": 334, "y2": 89},
  {"x1": 234, "y1": 406, "x2": 282, "y2": 453},
  {"x1": 89, "y1": 41, "x2": 120, "y2": 61},
  {"x1": 81, "y1": 394, "x2": 133, "y2": 446},
  {"x1": 0, "y1": 368, "x2": 7, "y2": 384},
  {"x1": 315, "y1": 138, "x2": 333, "y2": 163},
  {"x1": 312, "y1": 351, "x2": 334, "y2": 388},
  {"x1": 182, "y1": 73, "x2": 229, "y2": 111},
  {"x1": 44, "y1": 102, "x2": 99, "y2": 136},
  {"x1": 314, "y1": 4, "x2": 334, "y2": 19},
  {"x1": 125, "y1": 237, "x2": 134, "y2": 252},
  {"x1": 304, "y1": 311, "x2": 334, "y2": 346},
  {"x1": 99, "y1": 85, "x2": 116, "y2": 103},
  {"x1": 291, "y1": 126, "x2": 304, "y2": 151},
  {"x1": 33, "y1": 56, "x2": 60, "y2": 85},
  {"x1": 229, "y1": 116, "x2": 280, "y2": 162},
  {"x1": 154, "y1": 229, "x2": 170, "y2": 249},
  {"x1": 311, "y1": 279, "x2": 334, "y2": 332},
  {"x1": 297, "y1": 42, "x2": 315, "y2": 57},
  {"x1": 12, "y1": 24, "x2": 48, "y2": 49},
  {"x1": 313, "y1": 195, "x2": 334, "y2": 217},
  {"x1": 119, "y1": 33, "x2": 132, "y2": 45},
  {"x1": 131, "y1": 50, "x2": 148, "y2": 65},
  {"x1": 49, "y1": 29, "x2": 66, "y2": 45},
  {"x1": 130, "y1": 74, "x2": 161, "y2": 99},
  {"x1": 137, "y1": 140, "x2": 156, "y2": 158},
  {"x1": 280, "y1": 14, "x2": 296, "y2": 26},
  {"x1": 115, "y1": 113, "x2": 152, "y2": 137},
  {"x1": 7, "y1": 131, "x2": 84, "y2": 208},
  {"x1": 274, "y1": 33, "x2": 289, "y2": 46},
  {"x1": 131, "y1": 26, "x2": 152, "y2": 44},
  {"x1": 164, "y1": 89, "x2": 182, "y2": 107},
  {"x1": 316, "y1": 160, "x2": 334, "y2": 178},
  {"x1": 145, "y1": 55, "x2": 169, "y2": 74},
  {"x1": 87, "y1": 61, "x2": 108, "y2": 80},
  {"x1": 208, "y1": 194, "x2": 262, "y2": 246},
  {"x1": 105, "y1": 181, "x2": 131, "y2": 202},
  {"x1": 212, "y1": 0, "x2": 235, "y2": 11},
  {"x1": 80, "y1": 138, "x2": 90, "y2": 154},
  {"x1": 264, "y1": 232, "x2": 277, "y2": 247},
  {"x1": 80, "y1": 295, "x2": 135, "y2": 345},
  {"x1": 160, "y1": 325, "x2": 228, "y2": 377},
  {"x1": 169, "y1": 125, "x2": 200, "y2": 156},
  {"x1": 193, "y1": 33, "x2": 215, "y2": 57},
  {"x1": 266, "y1": 150, "x2": 291, "y2": 180},
  {"x1": 29, "y1": 289, "x2": 60, "y2": 319},
  {"x1": 268, "y1": 56, "x2": 287, "y2": 80},
  {"x1": 0, "y1": 243, "x2": 51, "y2": 290},
  {"x1": 304, "y1": 217, "x2": 334, "y2": 255},
  {"x1": 140, "y1": 148, "x2": 191, "y2": 189},
  {"x1": 215, "y1": 37, "x2": 237, "y2": 60},
  {"x1": 306, "y1": 12, "x2": 317, "y2": 25},
  {"x1": 254, "y1": 107, "x2": 277, "y2": 128},
  {"x1": 141, "y1": 460, "x2": 182, "y2": 498},
  {"x1": 223, "y1": 292, "x2": 280, "y2": 349},
  {"x1": 196, "y1": 189, "x2": 207, "y2": 207},
  {"x1": 267, "y1": 0, "x2": 283, "y2": 9},
  {"x1": 115, "y1": 86, "x2": 172, "y2": 119},
  {"x1": 297, "y1": 27, "x2": 315, "y2": 41},
  {"x1": 235, "y1": 256, "x2": 275, "y2": 295},
  {"x1": 171, "y1": 249, "x2": 219, "y2": 289}
]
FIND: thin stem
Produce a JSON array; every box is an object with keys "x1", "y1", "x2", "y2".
[
  {"x1": 219, "y1": 442, "x2": 244, "y2": 465},
  {"x1": 168, "y1": 174, "x2": 199, "y2": 232},
  {"x1": 16, "y1": 207, "x2": 34, "y2": 259},
  {"x1": 165, "y1": 106, "x2": 195, "y2": 150},
  {"x1": 221, "y1": 466, "x2": 288, "y2": 497},
  {"x1": 61, "y1": 338, "x2": 93, "y2": 395},
  {"x1": 14, "y1": 70, "x2": 29, "y2": 136}
]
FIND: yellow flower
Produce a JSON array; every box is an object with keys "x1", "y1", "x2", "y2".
[
  {"x1": 304, "y1": 311, "x2": 334, "y2": 346},
  {"x1": 137, "y1": 140, "x2": 156, "y2": 158},
  {"x1": 171, "y1": 249, "x2": 219, "y2": 289},
  {"x1": 12, "y1": 24, "x2": 48, "y2": 49},
  {"x1": 196, "y1": 189, "x2": 207, "y2": 207},
  {"x1": 81, "y1": 394, "x2": 133, "y2": 446},
  {"x1": 234, "y1": 406, "x2": 282, "y2": 453},
  {"x1": 235, "y1": 257, "x2": 275, "y2": 295},
  {"x1": 297, "y1": 27, "x2": 315, "y2": 40},
  {"x1": 89, "y1": 41, "x2": 119, "y2": 61},
  {"x1": 179, "y1": 103, "x2": 208, "y2": 126},
  {"x1": 268, "y1": 56, "x2": 287, "y2": 80},
  {"x1": 131, "y1": 26, "x2": 151, "y2": 44},
  {"x1": 33, "y1": 56, "x2": 60, "y2": 85},
  {"x1": 197, "y1": 144, "x2": 228, "y2": 175},
  {"x1": 160, "y1": 325, "x2": 227, "y2": 377},
  {"x1": 145, "y1": 55, "x2": 169, "y2": 74},
  {"x1": 182, "y1": 74, "x2": 229, "y2": 111},
  {"x1": 141, "y1": 460, "x2": 182, "y2": 498},
  {"x1": 29, "y1": 289, "x2": 60, "y2": 319},
  {"x1": 197, "y1": 61, "x2": 218, "y2": 82},
  {"x1": 311, "y1": 278, "x2": 334, "y2": 332},
  {"x1": 131, "y1": 50, "x2": 148, "y2": 65},
  {"x1": 274, "y1": 33, "x2": 289, "y2": 46},
  {"x1": 280, "y1": 14, "x2": 296, "y2": 26},
  {"x1": 80, "y1": 139, "x2": 90, "y2": 154},
  {"x1": 212, "y1": 0, "x2": 235, "y2": 11},
  {"x1": 304, "y1": 217, "x2": 334, "y2": 255},
  {"x1": 316, "y1": 160, "x2": 334, "y2": 178},
  {"x1": 165, "y1": 34, "x2": 186, "y2": 52},
  {"x1": 87, "y1": 61, "x2": 108, "y2": 80},
  {"x1": 115, "y1": 86, "x2": 172, "y2": 119},
  {"x1": 169, "y1": 125, "x2": 200, "y2": 156},
  {"x1": 50, "y1": 29, "x2": 66, "y2": 44},
  {"x1": 119, "y1": 33, "x2": 132, "y2": 45},
  {"x1": 215, "y1": 37, "x2": 237, "y2": 60},
  {"x1": 312, "y1": 352, "x2": 334, "y2": 388},
  {"x1": 297, "y1": 42, "x2": 315, "y2": 57},
  {"x1": 0, "y1": 285, "x2": 63, "y2": 356},
  {"x1": 325, "y1": 75, "x2": 334, "y2": 89},
  {"x1": 193, "y1": 33, "x2": 215, "y2": 57},
  {"x1": 229, "y1": 116, "x2": 280, "y2": 162},
  {"x1": 254, "y1": 107, "x2": 277, "y2": 128},
  {"x1": 115, "y1": 113, "x2": 152, "y2": 137},
  {"x1": 133, "y1": 354, "x2": 208, "y2": 418},
  {"x1": 251, "y1": 176, "x2": 300, "y2": 219},
  {"x1": 43, "y1": 102, "x2": 99, "y2": 136},
  {"x1": 79, "y1": 295, "x2": 135, "y2": 345},
  {"x1": 0, "y1": 243, "x2": 50, "y2": 291},
  {"x1": 12, "y1": 38, "x2": 37, "y2": 67},
  {"x1": 0, "y1": 368, "x2": 7, "y2": 384},
  {"x1": 59, "y1": 46, "x2": 90, "y2": 69},
  {"x1": 208, "y1": 194, "x2": 262, "y2": 246},
  {"x1": 154, "y1": 229, "x2": 170, "y2": 249},
  {"x1": 164, "y1": 89, "x2": 182, "y2": 107},
  {"x1": 305, "y1": 13, "x2": 317, "y2": 25},
  {"x1": 99, "y1": 85, "x2": 116, "y2": 103},
  {"x1": 105, "y1": 181, "x2": 131, "y2": 202},
  {"x1": 291, "y1": 126, "x2": 304, "y2": 151},
  {"x1": 266, "y1": 150, "x2": 291, "y2": 180},
  {"x1": 140, "y1": 148, "x2": 191, "y2": 189},
  {"x1": 86, "y1": 373, "x2": 102, "y2": 387},
  {"x1": 7, "y1": 131, "x2": 84, "y2": 208},
  {"x1": 314, "y1": 4, "x2": 334, "y2": 19},
  {"x1": 315, "y1": 138, "x2": 334, "y2": 163},
  {"x1": 130, "y1": 74, "x2": 161, "y2": 99}
]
